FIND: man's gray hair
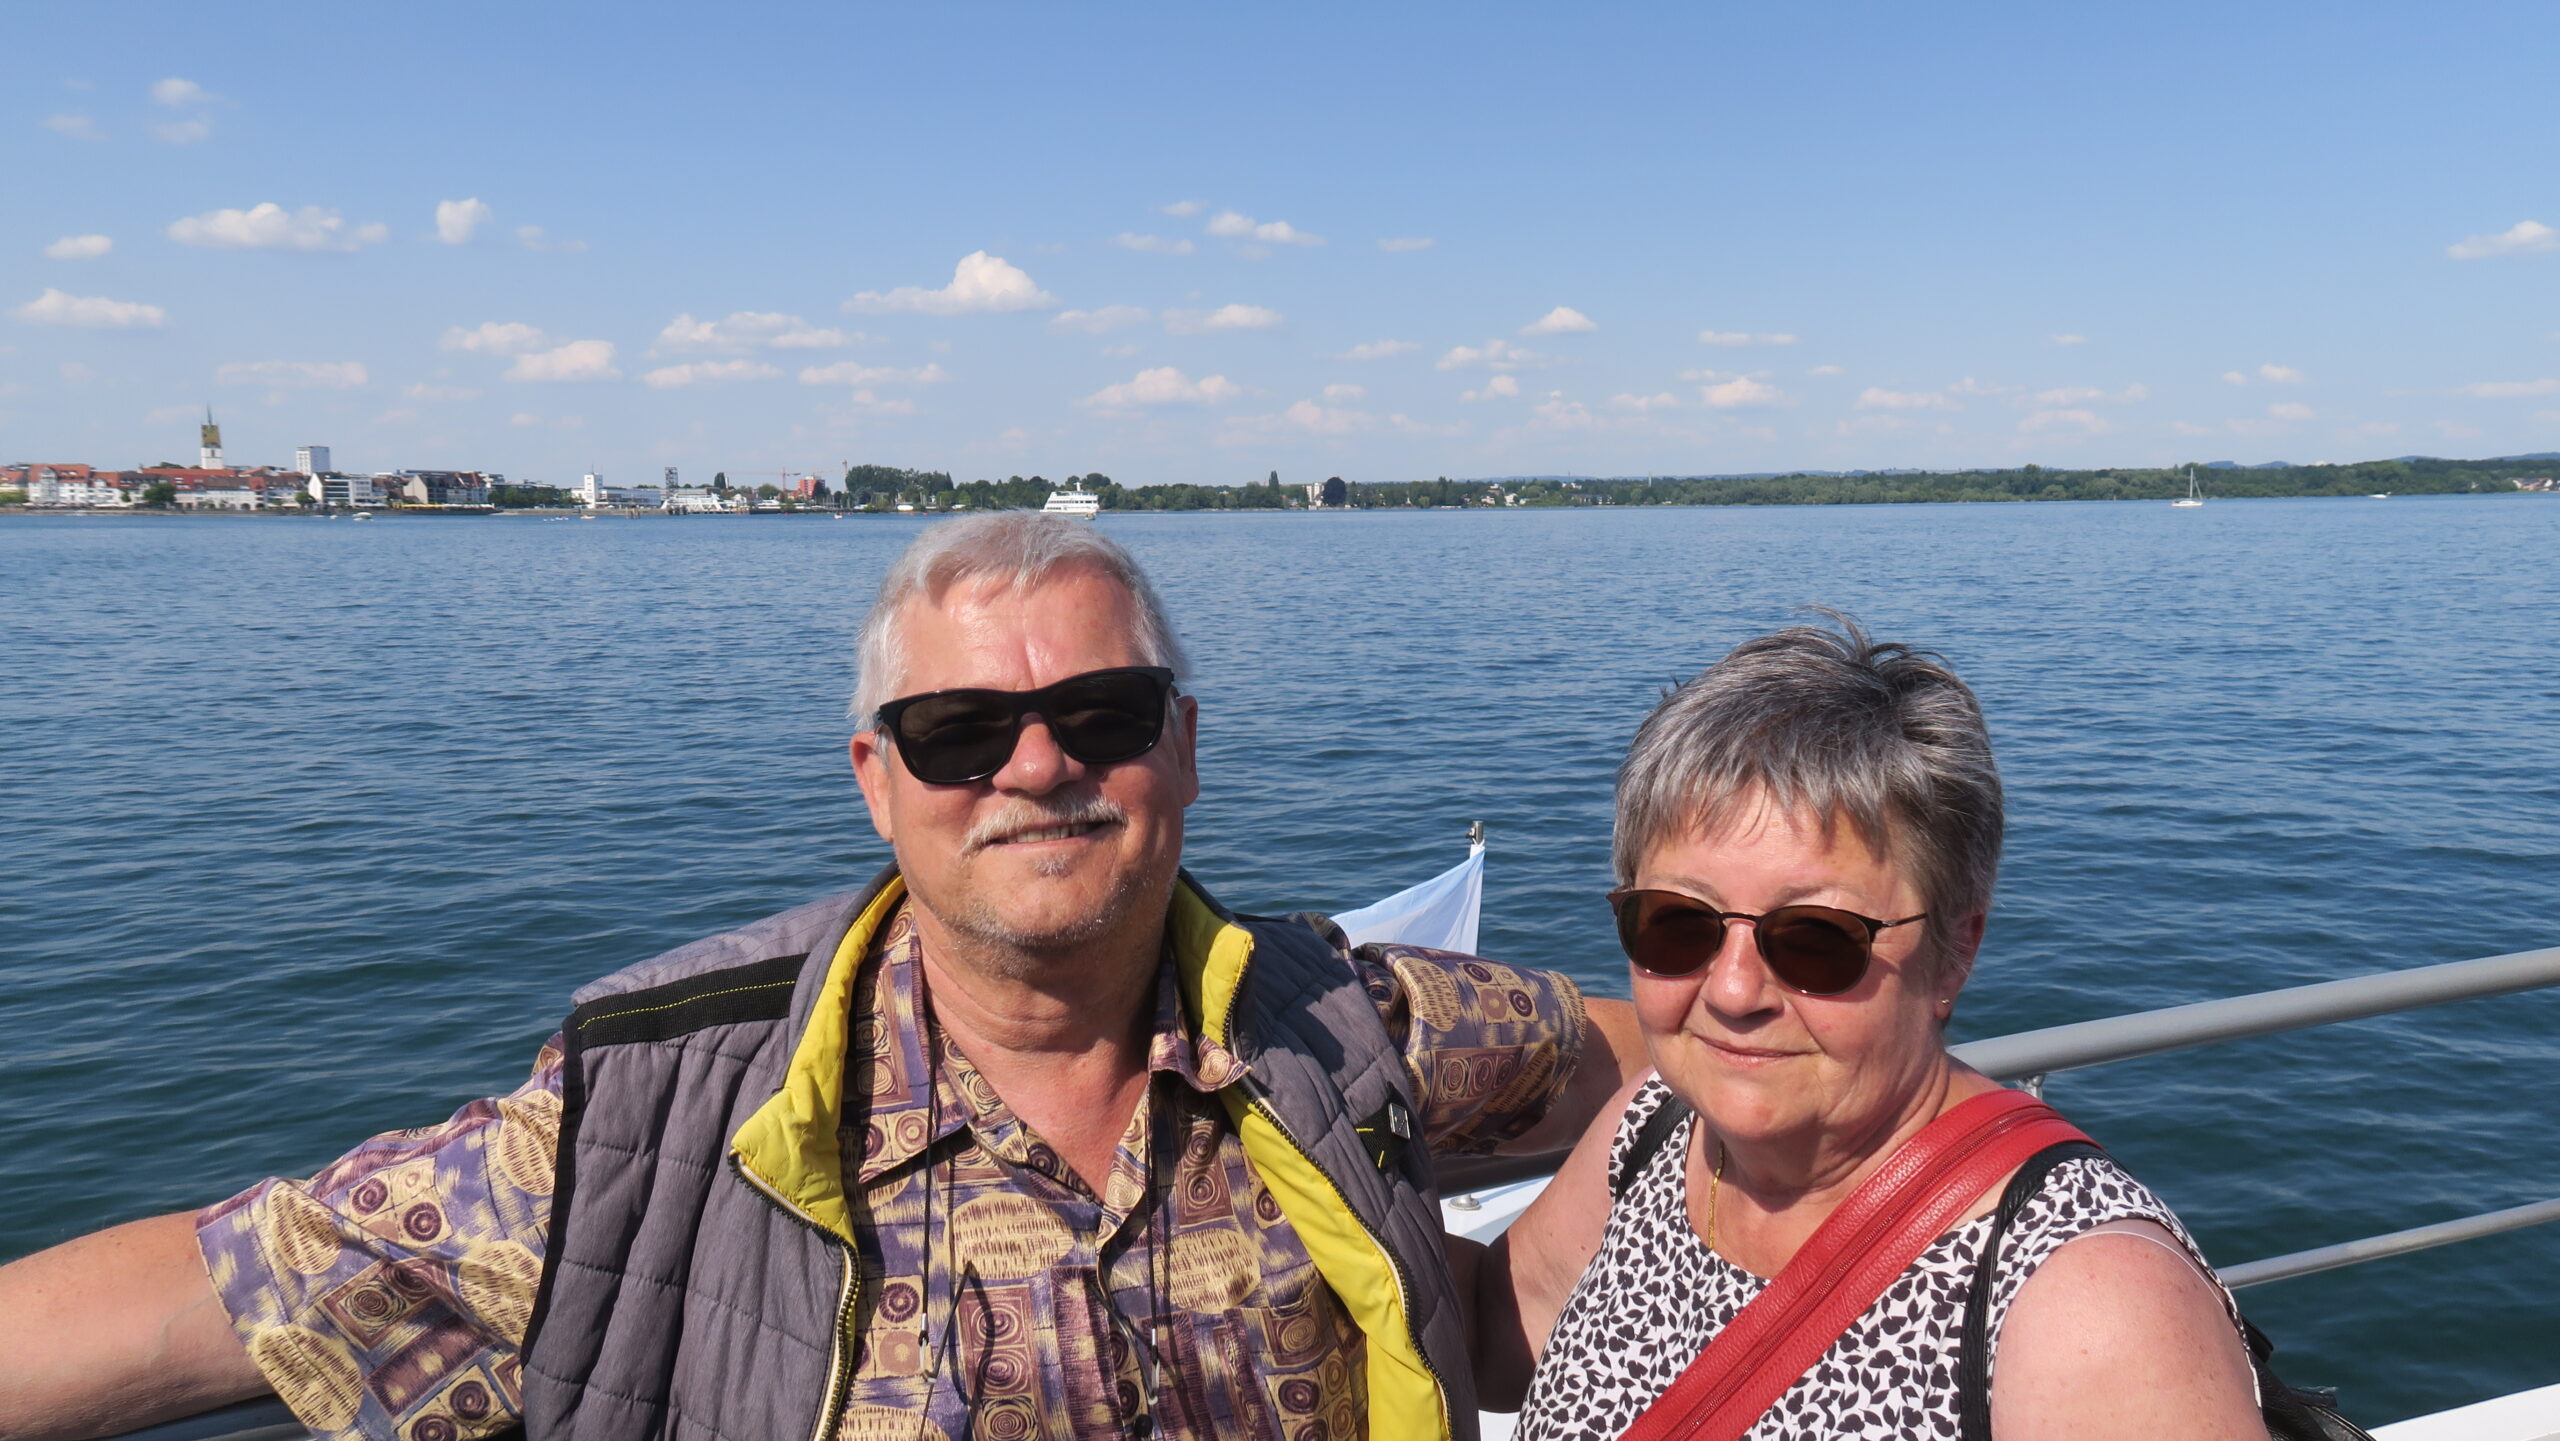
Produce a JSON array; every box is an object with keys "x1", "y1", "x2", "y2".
[
  {"x1": 1613, "y1": 612, "x2": 2003, "y2": 961},
  {"x1": 850, "y1": 512, "x2": 1192, "y2": 724}
]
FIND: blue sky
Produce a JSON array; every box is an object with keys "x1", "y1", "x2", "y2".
[{"x1": 6, "y1": 2, "x2": 2558, "y2": 487}]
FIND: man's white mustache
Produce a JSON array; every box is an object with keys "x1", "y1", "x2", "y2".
[{"x1": 961, "y1": 795, "x2": 1129, "y2": 852}]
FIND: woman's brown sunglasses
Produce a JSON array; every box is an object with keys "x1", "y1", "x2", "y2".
[{"x1": 1607, "y1": 887, "x2": 1926, "y2": 996}]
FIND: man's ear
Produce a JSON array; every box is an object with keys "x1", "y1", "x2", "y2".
[{"x1": 849, "y1": 731, "x2": 896, "y2": 843}]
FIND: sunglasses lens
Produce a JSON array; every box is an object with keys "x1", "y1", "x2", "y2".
[
  {"x1": 1618, "y1": 893, "x2": 1726, "y2": 978},
  {"x1": 1758, "y1": 907, "x2": 1874, "y2": 995},
  {"x1": 895, "y1": 693, "x2": 1023, "y2": 784},
  {"x1": 1046, "y1": 670, "x2": 1168, "y2": 765}
]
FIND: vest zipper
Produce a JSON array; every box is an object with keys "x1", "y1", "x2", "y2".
[
  {"x1": 1242, "y1": 1087, "x2": 1451, "y2": 1432},
  {"x1": 725, "y1": 1151, "x2": 860, "y2": 1441}
]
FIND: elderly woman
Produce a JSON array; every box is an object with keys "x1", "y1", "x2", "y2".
[{"x1": 1469, "y1": 618, "x2": 2266, "y2": 1440}]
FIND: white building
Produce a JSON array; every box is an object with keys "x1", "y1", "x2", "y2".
[
  {"x1": 295, "y1": 445, "x2": 331, "y2": 476},
  {"x1": 309, "y1": 474, "x2": 389, "y2": 507},
  {"x1": 27, "y1": 473, "x2": 132, "y2": 507},
  {"x1": 176, "y1": 485, "x2": 263, "y2": 511}
]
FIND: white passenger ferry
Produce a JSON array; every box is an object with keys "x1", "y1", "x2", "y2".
[{"x1": 1041, "y1": 484, "x2": 1102, "y2": 517}]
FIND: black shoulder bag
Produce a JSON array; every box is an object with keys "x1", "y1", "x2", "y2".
[{"x1": 1954, "y1": 1141, "x2": 2377, "y2": 1441}]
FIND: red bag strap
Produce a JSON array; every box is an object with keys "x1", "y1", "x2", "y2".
[{"x1": 1618, "y1": 1088, "x2": 2094, "y2": 1441}]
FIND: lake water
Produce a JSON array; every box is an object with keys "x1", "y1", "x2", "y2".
[{"x1": 4, "y1": 498, "x2": 2556, "y2": 1425}]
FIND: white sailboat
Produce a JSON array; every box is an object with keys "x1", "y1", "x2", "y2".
[{"x1": 2173, "y1": 466, "x2": 2205, "y2": 507}]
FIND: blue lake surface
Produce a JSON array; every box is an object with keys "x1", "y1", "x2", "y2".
[{"x1": 3, "y1": 498, "x2": 2557, "y2": 1424}]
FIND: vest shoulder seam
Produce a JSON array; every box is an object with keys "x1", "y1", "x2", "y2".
[{"x1": 566, "y1": 952, "x2": 805, "y2": 1049}]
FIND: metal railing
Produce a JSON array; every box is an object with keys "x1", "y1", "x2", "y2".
[{"x1": 1944, "y1": 943, "x2": 2560, "y2": 1289}]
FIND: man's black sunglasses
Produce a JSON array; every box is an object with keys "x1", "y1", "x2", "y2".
[{"x1": 873, "y1": 666, "x2": 1178, "y2": 785}]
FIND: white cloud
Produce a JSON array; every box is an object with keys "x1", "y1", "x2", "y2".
[
  {"x1": 655, "y1": 310, "x2": 850, "y2": 353},
  {"x1": 2031, "y1": 383, "x2": 2148, "y2": 406},
  {"x1": 217, "y1": 360, "x2": 368, "y2": 390},
  {"x1": 510, "y1": 412, "x2": 543, "y2": 427},
  {"x1": 1165, "y1": 303, "x2": 1284, "y2": 334},
  {"x1": 44, "y1": 113, "x2": 102, "y2": 141},
  {"x1": 847, "y1": 251, "x2": 1056, "y2": 314},
  {"x1": 514, "y1": 225, "x2": 588, "y2": 253},
  {"x1": 151, "y1": 77, "x2": 209, "y2": 107},
  {"x1": 505, "y1": 340, "x2": 619, "y2": 382},
  {"x1": 2266, "y1": 402, "x2": 2316, "y2": 421},
  {"x1": 1437, "y1": 338, "x2": 1548, "y2": 371},
  {"x1": 13, "y1": 288, "x2": 165, "y2": 328},
  {"x1": 1336, "y1": 339, "x2": 1418, "y2": 361},
  {"x1": 1521, "y1": 306, "x2": 1597, "y2": 336},
  {"x1": 2436, "y1": 420, "x2": 2485, "y2": 439},
  {"x1": 1699, "y1": 330, "x2": 1799, "y2": 347},
  {"x1": 1279, "y1": 399, "x2": 1366, "y2": 434},
  {"x1": 2018, "y1": 408, "x2": 2112, "y2": 436},
  {"x1": 152, "y1": 119, "x2": 211, "y2": 145},
  {"x1": 442, "y1": 321, "x2": 554, "y2": 355},
  {"x1": 1052, "y1": 305, "x2": 1152, "y2": 334},
  {"x1": 45, "y1": 234, "x2": 112, "y2": 260},
  {"x1": 1462, "y1": 374, "x2": 1522, "y2": 402},
  {"x1": 642, "y1": 360, "x2": 781, "y2": 388},
  {"x1": 796, "y1": 361, "x2": 950, "y2": 386},
  {"x1": 1702, "y1": 376, "x2": 1784, "y2": 409},
  {"x1": 1100, "y1": 343, "x2": 1141, "y2": 358},
  {"x1": 434, "y1": 198, "x2": 493, "y2": 245},
  {"x1": 1111, "y1": 233, "x2": 1195, "y2": 255},
  {"x1": 169, "y1": 203, "x2": 388, "y2": 252},
  {"x1": 2454, "y1": 378, "x2": 2560, "y2": 398},
  {"x1": 1162, "y1": 200, "x2": 1205, "y2": 217},
  {"x1": 1808, "y1": 364, "x2": 1844, "y2": 377},
  {"x1": 1080, "y1": 366, "x2": 1242, "y2": 408},
  {"x1": 2226, "y1": 363, "x2": 2304, "y2": 386},
  {"x1": 402, "y1": 383, "x2": 479, "y2": 401},
  {"x1": 1203, "y1": 211, "x2": 1324, "y2": 246},
  {"x1": 2051, "y1": 333, "x2": 2090, "y2": 346},
  {"x1": 1378, "y1": 237, "x2": 1434, "y2": 253},
  {"x1": 2447, "y1": 220, "x2": 2559, "y2": 261},
  {"x1": 1856, "y1": 387, "x2": 1953, "y2": 411},
  {"x1": 1322, "y1": 383, "x2": 1365, "y2": 401},
  {"x1": 1609, "y1": 392, "x2": 1682, "y2": 413}
]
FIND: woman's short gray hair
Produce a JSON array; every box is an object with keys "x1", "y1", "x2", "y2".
[
  {"x1": 850, "y1": 512, "x2": 1192, "y2": 724},
  {"x1": 1613, "y1": 612, "x2": 2003, "y2": 961}
]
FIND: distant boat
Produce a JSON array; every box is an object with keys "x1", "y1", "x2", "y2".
[
  {"x1": 1042, "y1": 485, "x2": 1102, "y2": 518},
  {"x1": 2371, "y1": 492, "x2": 2391, "y2": 499},
  {"x1": 351, "y1": 512, "x2": 373, "y2": 521},
  {"x1": 2173, "y1": 467, "x2": 2204, "y2": 507}
]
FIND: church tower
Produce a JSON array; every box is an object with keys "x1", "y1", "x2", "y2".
[{"x1": 199, "y1": 407, "x2": 224, "y2": 470}]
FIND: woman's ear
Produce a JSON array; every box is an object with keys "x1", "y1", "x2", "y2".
[{"x1": 1937, "y1": 910, "x2": 1987, "y2": 999}]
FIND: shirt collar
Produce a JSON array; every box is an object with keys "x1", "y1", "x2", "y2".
[{"x1": 851, "y1": 903, "x2": 1252, "y2": 1186}]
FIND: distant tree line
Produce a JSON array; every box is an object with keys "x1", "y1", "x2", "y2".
[{"x1": 481, "y1": 456, "x2": 2548, "y2": 515}]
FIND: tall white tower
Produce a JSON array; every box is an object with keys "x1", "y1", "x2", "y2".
[
  {"x1": 198, "y1": 407, "x2": 223, "y2": 470},
  {"x1": 296, "y1": 445, "x2": 331, "y2": 476}
]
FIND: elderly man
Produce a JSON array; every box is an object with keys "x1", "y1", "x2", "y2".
[{"x1": 2, "y1": 513, "x2": 1639, "y2": 1441}]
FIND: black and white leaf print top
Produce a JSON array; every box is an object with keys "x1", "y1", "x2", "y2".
[{"x1": 1514, "y1": 1078, "x2": 2246, "y2": 1441}]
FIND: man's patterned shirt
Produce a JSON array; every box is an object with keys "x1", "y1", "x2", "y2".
[{"x1": 198, "y1": 902, "x2": 1588, "y2": 1441}]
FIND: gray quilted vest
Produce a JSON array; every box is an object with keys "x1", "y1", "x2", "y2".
[{"x1": 519, "y1": 865, "x2": 1477, "y2": 1441}]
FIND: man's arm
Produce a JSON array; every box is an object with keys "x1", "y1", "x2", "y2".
[
  {"x1": 0, "y1": 1211, "x2": 269, "y2": 1441},
  {"x1": 1493, "y1": 995, "x2": 1642, "y2": 1157}
]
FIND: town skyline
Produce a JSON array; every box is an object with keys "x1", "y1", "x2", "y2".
[{"x1": 8, "y1": 4, "x2": 2560, "y2": 488}]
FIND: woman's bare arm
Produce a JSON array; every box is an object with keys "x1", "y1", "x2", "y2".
[
  {"x1": 1466, "y1": 1069, "x2": 1650, "y2": 1412},
  {"x1": 1992, "y1": 1222, "x2": 2263, "y2": 1441},
  {"x1": 0, "y1": 1211, "x2": 270, "y2": 1441}
]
